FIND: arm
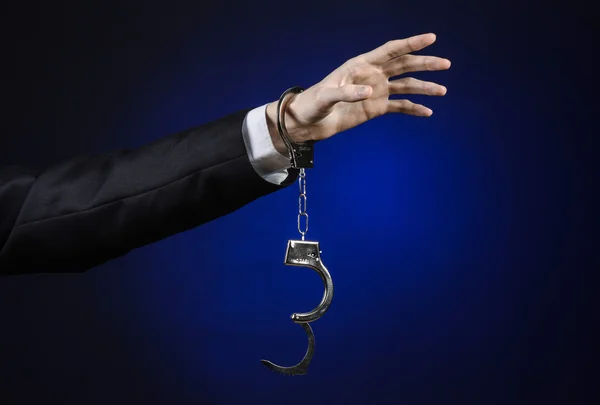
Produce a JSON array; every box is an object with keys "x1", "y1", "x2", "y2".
[
  {"x1": 0, "y1": 108, "x2": 295, "y2": 275},
  {"x1": 1, "y1": 33, "x2": 451, "y2": 275}
]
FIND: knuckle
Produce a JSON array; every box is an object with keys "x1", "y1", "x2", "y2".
[
  {"x1": 425, "y1": 57, "x2": 435, "y2": 70},
  {"x1": 398, "y1": 55, "x2": 411, "y2": 72},
  {"x1": 406, "y1": 37, "x2": 417, "y2": 52},
  {"x1": 406, "y1": 77, "x2": 418, "y2": 87},
  {"x1": 403, "y1": 100, "x2": 415, "y2": 111},
  {"x1": 396, "y1": 78, "x2": 410, "y2": 91},
  {"x1": 341, "y1": 85, "x2": 354, "y2": 97},
  {"x1": 385, "y1": 41, "x2": 399, "y2": 59},
  {"x1": 389, "y1": 56, "x2": 406, "y2": 75},
  {"x1": 348, "y1": 55, "x2": 363, "y2": 65},
  {"x1": 344, "y1": 57, "x2": 356, "y2": 66},
  {"x1": 393, "y1": 99, "x2": 408, "y2": 111}
]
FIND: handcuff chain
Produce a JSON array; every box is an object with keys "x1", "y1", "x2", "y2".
[
  {"x1": 298, "y1": 168, "x2": 308, "y2": 240},
  {"x1": 276, "y1": 87, "x2": 310, "y2": 240}
]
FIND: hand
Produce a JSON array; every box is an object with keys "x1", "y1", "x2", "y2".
[{"x1": 266, "y1": 33, "x2": 451, "y2": 153}]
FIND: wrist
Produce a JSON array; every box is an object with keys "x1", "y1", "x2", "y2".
[{"x1": 265, "y1": 95, "x2": 308, "y2": 156}]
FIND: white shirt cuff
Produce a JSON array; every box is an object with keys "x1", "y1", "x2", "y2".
[{"x1": 242, "y1": 104, "x2": 291, "y2": 185}]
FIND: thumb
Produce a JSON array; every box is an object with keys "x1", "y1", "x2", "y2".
[{"x1": 319, "y1": 84, "x2": 373, "y2": 106}]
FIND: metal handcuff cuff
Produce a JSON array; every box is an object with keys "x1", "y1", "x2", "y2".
[{"x1": 260, "y1": 87, "x2": 334, "y2": 376}]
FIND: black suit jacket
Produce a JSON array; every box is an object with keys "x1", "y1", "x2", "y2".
[{"x1": 0, "y1": 108, "x2": 295, "y2": 275}]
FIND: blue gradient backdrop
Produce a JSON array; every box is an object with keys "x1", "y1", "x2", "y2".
[{"x1": 0, "y1": 1, "x2": 595, "y2": 404}]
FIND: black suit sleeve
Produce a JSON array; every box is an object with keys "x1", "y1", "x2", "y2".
[{"x1": 0, "y1": 108, "x2": 296, "y2": 275}]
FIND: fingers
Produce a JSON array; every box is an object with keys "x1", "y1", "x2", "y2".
[
  {"x1": 383, "y1": 54, "x2": 451, "y2": 77},
  {"x1": 389, "y1": 77, "x2": 447, "y2": 96},
  {"x1": 362, "y1": 33, "x2": 437, "y2": 65},
  {"x1": 316, "y1": 84, "x2": 373, "y2": 107},
  {"x1": 388, "y1": 99, "x2": 433, "y2": 117},
  {"x1": 387, "y1": 78, "x2": 447, "y2": 117}
]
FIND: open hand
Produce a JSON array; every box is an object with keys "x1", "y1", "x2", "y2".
[{"x1": 266, "y1": 33, "x2": 451, "y2": 149}]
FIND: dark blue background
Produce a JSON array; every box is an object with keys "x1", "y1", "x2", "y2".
[{"x1": 0, "y1": 0, "x2": 596, "y2": 403}]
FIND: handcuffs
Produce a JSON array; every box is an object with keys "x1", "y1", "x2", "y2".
[{"x1": 260, "y1": 87, "x2": 334, "y2": 376}]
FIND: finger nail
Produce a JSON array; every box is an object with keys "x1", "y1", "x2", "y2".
[{"x1": 357, "y1": 86, "x2": 371, "y2": 97}]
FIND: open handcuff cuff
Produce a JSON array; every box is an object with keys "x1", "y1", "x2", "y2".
[{"x1": 259, "y1": 87, "x2": 334, "y2": 376}]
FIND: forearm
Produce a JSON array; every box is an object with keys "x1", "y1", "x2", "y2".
[{"x1": 0, "y1": 108, "x2": 293, "y2": 275}]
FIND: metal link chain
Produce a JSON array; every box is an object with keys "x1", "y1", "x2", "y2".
[{"x1": 297, "y1": 168, "x2": 308, "y2": 240}]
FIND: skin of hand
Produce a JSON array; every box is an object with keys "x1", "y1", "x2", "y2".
[{"x1": 265, "y1": 33, "x2": 451, "y2": 155}]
